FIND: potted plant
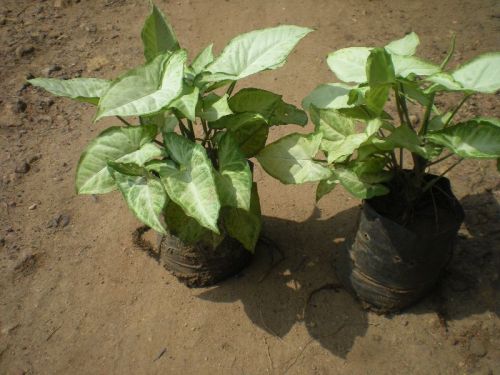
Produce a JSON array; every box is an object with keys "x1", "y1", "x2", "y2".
[
  {"x1": 257, "y1": 33, "x2": 500, "y2": 311},
  {"x1": 28, "y1": 2, "x2": 312, "y2": 287}
]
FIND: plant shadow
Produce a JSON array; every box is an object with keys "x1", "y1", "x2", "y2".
[
  {"x1": 197, "y1": 205, "x2": 367, "y2": 358},
  {"x1": 194, "y1": 190, "x2": 499, "y2": 358}
]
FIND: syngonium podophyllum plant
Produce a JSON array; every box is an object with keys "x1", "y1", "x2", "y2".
[
  {"x1": 29, "y1": 3, "x2": 312, "y2": 251},
  {"x1": 257, "y1": 32, "x2": 500, "y2": 220}
]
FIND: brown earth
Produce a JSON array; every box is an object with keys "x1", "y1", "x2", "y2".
[{"x1": 1, "y1": 0, "x2": 499, "y2": 374}]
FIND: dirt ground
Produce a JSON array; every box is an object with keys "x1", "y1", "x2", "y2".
[{"x1": 1, "y1": 0, "x2": 499, "y2": 374}]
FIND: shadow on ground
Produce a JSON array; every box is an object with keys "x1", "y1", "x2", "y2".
[{"x1": 195, "y1": 191, "x2": 499, "y2": 358}]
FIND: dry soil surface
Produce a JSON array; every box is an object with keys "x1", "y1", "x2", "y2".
[{"x1": 1, "y1": 1, "x2": 500, "y2": 374}]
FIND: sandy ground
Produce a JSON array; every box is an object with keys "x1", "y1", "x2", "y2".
[{"x1": 1, "y1": 0, "x2": 499, "y2": 374}]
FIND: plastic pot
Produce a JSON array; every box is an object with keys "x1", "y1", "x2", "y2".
[{"x1": 336, "y1": 175, "x2": 465, "y2": 312}]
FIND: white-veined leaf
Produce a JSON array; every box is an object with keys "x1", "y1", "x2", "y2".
[
  {"x1": 170, "y1": 85, "x2": 199, "y2": 120},
  {"x1": 426, "y1": 118, "x2": 500, "y2": 158},
  {"x1": 199, "y1": 93, "x2": 233, "y2": 122},
  {"x1": 28, "y1": 77, "x2": 111, "y2": 105},
  {"x1": 216, "y1": 132, "x2": 252, "y2": 210},
  {"x1": 159, "y1": 133, "x2": 221, "y2": 233},
  {"x1": 256, "y1": 133, "x2": 331, "y2": 184},
  {"x1": 205, "y1": 25, "x2": 312, "y2": 81},
  {"x1": 385, "y1": 32, "x2": 420, "y2": 56},
  {"x1": 392, "y1": 55, "x2": 440, "y2": 77},
  {"x1": 76, "y1": 124, "x2": 162, "y2": 194},
  {"x1": 327, "y1": 47, "x2": 371, "y2": 83},
  {"x1": 96, "y1": 50, "x2": 186, "y2": 120},
  {"x1": 108, "y1": 161, "x2": 167, "y2": 234},
  {"x1": 334, "y1": 167, "x2": 389, "y2": 199},
  {"x1": 190, "y1": 44, "x2": 214, "y2": 75},
  {"x1": 451, "y1": 53, "x2": 500, "y2": 93}
]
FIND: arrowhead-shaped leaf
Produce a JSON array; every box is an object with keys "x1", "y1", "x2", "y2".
[
  {"x1": 256, "y1": 133, "x2": 331, "y2": 184},
  {"x1": 28, "y1": 78, "x2": 111, "y2": 105},
  {"x1": 190, "y1": 44, "x2": 214, "y2": 75},
  {"x1": 141, "y1": 2, "x2": 179, "y2": 62},
  {"x1": 216, "y1": 133, "x2": 252, "y2": 210},
  {"x1": 426, "y1": 118, "x2": 500, "y2": 158},
  {"x1": 164, "y1": 199, "x2": 211, "y2": 244},
  {"x1": 211, "y1": 113, "x2": 269, "y2": 157},
  {"x1": 76, "y1": 124, "x2": 162, "y2": 194},
  {"x1": 302, "y1": 83, "x2": 359, "y2": 110},
  {"x1": 96, "y1": 50, "x2": 186, "y2": 120},
  {"x1": 170, "y1": 85, "x2": 199, "y2": 120},
  {"x1": 451, "y1": 53, "x2": 500, "y2": 93},
  {"x1": 108, "y1": 162, "x2": 167, "y2": 234},
  {"x1": 222, "y1": 183, "x2": 262, "y2": 252},
  {"x1": 199, "y1": 93, "x2": 233, "y2": 122},
  {"x1": 205, "y1": 25, "x2": 313, "y2": 81},
  {"x1": 385, "y1": 32, "x2": 420, "y2": 56},
  {"x1": 334, "y1": 167, "x2": 389, "y2": 199},
  {"x1": 159, "y1": 133, "x2": 221, "y2": 233},
  {"x1": 367, "y1": 48, "x2": 395, "y2": 87},
  {"x1": 392, "y1": 55, "x2": 440, "y2": 77},
  {"x1": 229, "y1": 88, "x2": 307, "y2": 126},
  {"x1": 327, "y1": 47, "x2": 371, "y2": 83}
]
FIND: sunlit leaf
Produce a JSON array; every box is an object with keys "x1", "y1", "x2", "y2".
[
  {"x1": 141, "y1": 1, "x2": 179, "y2": 62},
  {"x1": 327, "y1": 47, "x2": 371, "y2": 83},
  {"x1": 256, "y1": 133, "x2": 331, "y2": 184},
  {"x1": 96, "y1": 50, "x2": 186, "y2": 120},
  {"x1": 302, "y1": 83, "x2": 358, "y2": 110},
  {"x1": 28, "y1": 77, "x2": 111, "y2": 105},
  {"x1": 108, "y1": 161, "x2": 167, "y2": 234},
  {"x1": 206, "y1": 25, "x2": 313, "y2": 81},
  {"x1": 76, "y1": 124, "x2": 162, "y2": 194},
  {"x1": 451, "y1": 53, "x2": 500, "y2": 93},
  {"x1": 385, "y1": 32, "x2": 420, "y2": 56}
]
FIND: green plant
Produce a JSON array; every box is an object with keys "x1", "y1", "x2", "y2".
[
  {"x1": 257, "y1": 33, "x2": 500, "y2": 220},
  {"x1": 29, "y1": 2, "x2": 312, "y2": 251}
]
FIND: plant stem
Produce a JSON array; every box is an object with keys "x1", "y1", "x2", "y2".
[
  {"x1": 153, "y1": 139, "x2": 164, "y2": 147},
  {"x1": 426, "y1": 152, "x2": 454, "y2": 167},
  {"x1": 178, "y1": 120, "x2": 190, "y2": 138},
  {"x1": 440, "y1": 33, "x2": 456, "y2": 70},
  {"x1": 116, "y1": 116, "x2": 132, "y2": 126},
  {"x1": 187, "y1": 120, "x2": 195, "y2": 140},
  {"x1": 226, "y1": 81, "x2": 236, "y2": 96},
  {"x1": 394, "y1": 86, "x2": 406, "y2": 127},
  {"x1": 444, "y1": 93, "x2": 472, "y2": 128},
  {"x1": 419, "y1": 92, "x2": 435, "y2": 136},
  {"x1": 422, "y1": 157, "x2": 463, "y2": 192},
  {"x1": 398, "y1": 84, "x2": 412, "y2": 129},
  {"x1": 399, "y1": 148, "x2": 404, "y2": 169}
]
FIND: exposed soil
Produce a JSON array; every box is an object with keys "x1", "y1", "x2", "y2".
[{"x1": 1, "y1": 1, "x2": 499, "y2": 374}]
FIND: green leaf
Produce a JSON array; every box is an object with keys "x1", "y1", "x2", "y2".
[
  {"x1": 400, "y1": 79, "x2": 433, "y2": 107},
  {"x1": 216, "y1": 132, "x2": 252, "y2": 210},
  {"x1": 428, "y1": 112, "x2": 452, "y2": 131},
  {"x1": 364, "y1": 85, "x2": 390, "y2": 116},
  {"x1": 334, "y1": 167, "x2": 389, "y2": 199},
  {"x1": 190, "y1": 44, "x2": 214, "y2": 75},
  {"x1": 141, "y1": 1, "x2": 179, "y2": 62},
  {"x1": 76, "y1": 124, "x2": 162, "y2": 194},
  {"x1": 108, "y1": 161, "x2": 167, "y2": 234},
  {"x1": 229, "y1": 88, "x2": 307, "y2": 126},
  {"x1": 222, "y1": 183, "x2": 261, "y2": 252},
  {"x1": 96, "y1": 50, "x2": 186, "y2": 120},
  {"x1": 211, "y1": 113, "x2": 269, "y2": 157},
  {"x1": 366, "y1": 48, "x2": 395, "y2": 86},
  {"x1": 310, "y1": 106, "x2": 354, "y2": 139},
  {"x1": 385, "y1": 125, "x2": 427, "y2": 158},
  {"x1": 302, "y1": 83, "x2": 357, "y2": 110},
  {"x1": 256, "y1": 133, "x2": 331, "y2": 184},
  {"x1": 426, "y1": 118, "x2": 500, "y2": 158},
  {"x1": 327, "y1": 47, "x2": 371, "y2": 83},
  {"x1": 316, "y1": 175, "x2": 338, "y2": 202},
  {"x1": 199, "y1": 93, "x2": 233, "y2": 122},
  {"x1": 159, "y1": 133, "x2": 220, "y2": 233},
  {"x1": 425, "y1": 72, "x2": 464, "y2": 93},
  {"x1": 451, "y1": 53, "x2": 500, "y2": 93},
  {"x1": 170, "y1": 85, "x2": 199, "y2": 120},
  {"x1": 385, "y1": 32, "x2": 420, "y2": 56},
  {"x1": 28, "y1": 77, "x2": 111, "y2": 105},
  {"x1": 164, "y1": 200, "x2": 209, "y2": 244},
  {"x1": 351, "y1": 158, "x2": 392, "y2": 184},
  {"x1": 205, "y1": 25, "x2": 313, "y2": 81},
  {"x1": 392, "y1": 55, "x2": 440, "y2": 77}
]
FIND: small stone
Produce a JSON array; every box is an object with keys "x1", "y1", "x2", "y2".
[
  {"x1": 47, "y1": 217, "x2": 59, "y2": 228},
  {"x1": 28, "y1": 204, "x2": 37, "y2": 210},
  {"x1": 85, "y1": 24, "x2": 97, "y2": 33},
  {"x1": 59, "y1": 215, "x2": 70, "y2": 227},
  {"x1": 15, "y1": 162, "x2": 30, "y2": 174},
  {"x1": 28, "y1": 155, "x2": 41, "y2": 164},
  {"x1": 41, "y1": 65, "x2": 62, "y2": 77},
  {"x1": 86, "y1": 56, "x2": 109, "y2": 72},
  {"x1": 469, "y1": 337, "x2": 488, "y2": 357},
  {"x1": 15, "y1": 99, "x2": 27, "y2": 113},
  {"x1": 15, "y1": 45, "x2": 35, "y2": 59}
]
